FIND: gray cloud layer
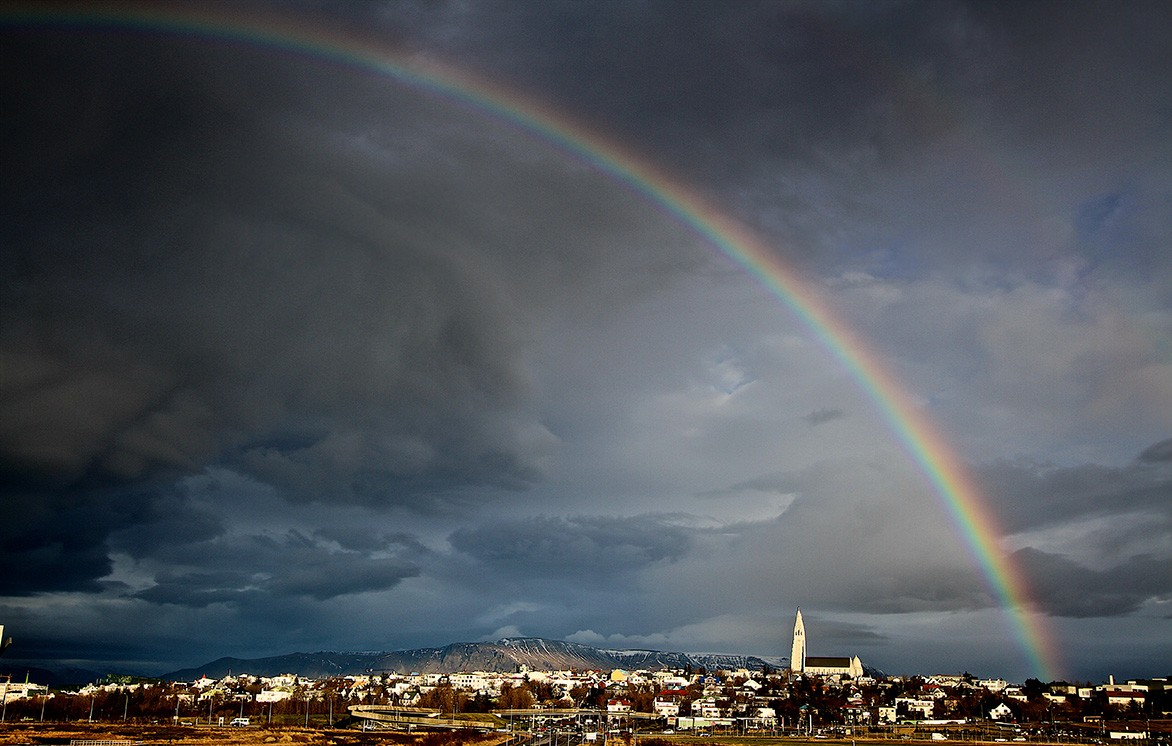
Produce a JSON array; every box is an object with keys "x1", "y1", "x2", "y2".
[{"x1": 1, "y1": 2, "x2": 1170, "y2": 681}]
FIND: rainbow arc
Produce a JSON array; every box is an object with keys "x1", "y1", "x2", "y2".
[{"x1": 3, "y1": 2, "x2": 1063, "y2": 681}]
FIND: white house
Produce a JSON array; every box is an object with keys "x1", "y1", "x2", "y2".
[
  {"x1": 895, "y1": 697, "x2": 935, "y2": 719},
  {"x1": 256, "y1": 689, "x2": 293, "y2": 703},
  {"x1": 653, "y1": 696, "x2": 681, "y2": 717},
  {"x1": 1106, "y1": 690, "x2": 1146, "y2": 708},
  {"x1": 607, "y1": 699, "x2": 631, "y2": 713}
]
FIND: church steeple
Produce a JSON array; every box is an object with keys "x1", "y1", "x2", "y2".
[{"x1": 790, "y1": 608, "x2": 806, "y2": 674}]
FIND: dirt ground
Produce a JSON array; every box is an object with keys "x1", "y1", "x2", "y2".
[
  {"x1": 0, "y1": 727, "x2": 1109, "y2": 746},
  {"x1": 0, "y1": 723, "x2": 513, "y2": 746}
]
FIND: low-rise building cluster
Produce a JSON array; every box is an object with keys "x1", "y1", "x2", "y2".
[{"x1": 0, "y1": 662, "x2": 1168, "y2": 741}]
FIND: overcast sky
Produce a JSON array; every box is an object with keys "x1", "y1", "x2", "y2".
[{"x1": 2, "y1": 1, "x2": 1170, "y2": 683}]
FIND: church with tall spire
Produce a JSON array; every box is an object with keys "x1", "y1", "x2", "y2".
[
  {"x1": 790, "y1": 608, "x2": 807, "y2": 673},
  {"x1": 788, "y1": 608, "x2": 863, "y2": 679}
]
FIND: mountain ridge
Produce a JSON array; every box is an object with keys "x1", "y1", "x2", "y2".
[{"x1": 161, "y1": 637, "x2": 789, "y2": 681}]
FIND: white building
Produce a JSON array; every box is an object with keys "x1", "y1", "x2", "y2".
[
  {"x1": 653, "y1": 696, "x2": 681, "y2": 717},
  {"x1": 790, "y1": 609, "x2": 807, "y2": 674},
  {"x1": 0, "y1": 679, "x2": 48, "y2": 700},
  {"x1": 789, "y1": 609, "x2": 864, "y2": 678},
  {"x1": 256, "y1": 689, "x2": 293, "y2": 703},
  {"x1": 606, "y1": 699, "x2": 631, "y2": 713},
  {"x1": 894, "y1": 697, "x2": 936, "y2": 719},
  {"x1": 449, "y1": 673, "x2": 490, "y2": 692}
]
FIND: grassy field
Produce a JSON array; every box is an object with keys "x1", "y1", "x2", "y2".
[
  {"x1": 0, "y1": 722, "x2": 512, "y2": 746},
  {"x1": 634, "y1": 736, "x2": 1079, "y2": 746},
  {"x1": 0, "y1": 724, "x2": 1144, "y2": 746}
]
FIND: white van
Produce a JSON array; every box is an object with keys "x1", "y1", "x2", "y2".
[{"x1": 230, "y1": 717, "x2": 250, "y2": 727}]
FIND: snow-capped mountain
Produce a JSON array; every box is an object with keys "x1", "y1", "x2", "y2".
[{"x1": 161, "y1": 637, "x2": 788, "y2": 680}]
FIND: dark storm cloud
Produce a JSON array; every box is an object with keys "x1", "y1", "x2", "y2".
[
  {"x1": 972, "y1": 440, "x2": 1172, "y2": 618},
  {"x1": 0, "y1": 9, "x2": 720, "y2": 663},
  {"x1": 0, "y1": 26, "x2": 593, "y2": 604},
  {"x1": 2, "y1": 1, "x2": 1170, "y2": 679},
  {"x1": 106, "y1": 491, "x2": 225, "y2": 560},
  {"x1": 0, "y1": 480, "x2": 194, "y2": 595},
  {"x1": 977, "y1": 440, "x2": 1172, "y2": 534},
  {"x1": 387, "y1": 0, "x2": 1172, "y2": 276},
  {"x1": 310, "y1": 525, "x2": 427, "y2": 555},
  {"x1": 1011, "y1": 548, "x2": 1172, "y2": 618},
  {"x1": 134, "y1": 530, "x2": 421, "y2": 607},
  {"x1": 384, "y1": 1, "x2": 1162, "y2": 242},
  {"x1": 0, "y1": 31, "x2": 552, "y2": 508},
  {"x1": 382, "y1": 1, "x2": 960, "y2": 264},
  {"x1": 395, "y1": 1, "x2": 968, "y2": 153},
  {"x1": 0, "y1": 487, "x2": 118, "y2": 595},
  {"x1": 449, "y1": 515, "x2": 693, "y2": 581},
  {"x1": 1139, "y1": 438, "x2": 1172, "y2": 463}
]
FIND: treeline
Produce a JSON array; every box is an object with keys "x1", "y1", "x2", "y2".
[{"x1": 1, "y1": 685, "x2": 347, "y2": 725}]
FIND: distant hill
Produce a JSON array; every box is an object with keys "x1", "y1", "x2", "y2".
[
  {"x1": 162, "y1": 637, "x2": 788, "y2": 681},
  {"x1": 0, "y1": 663, "x2": 104, "y2": 689}
]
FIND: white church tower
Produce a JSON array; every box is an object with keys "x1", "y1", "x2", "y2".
[{"x1": 790, "y1": 608, "x2": 806, "y2": 674}]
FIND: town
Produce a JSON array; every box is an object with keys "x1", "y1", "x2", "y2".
[
  {"x1": 0, "y1": 619, "x2": 1166, "y2": 744},
  {"x1": 0, "y1": 663, "x2": 1167, "y2": 742}
]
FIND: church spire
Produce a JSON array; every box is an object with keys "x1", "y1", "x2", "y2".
[{"x1": 790, "y1": 608, "x2": 806, "y2": 674}]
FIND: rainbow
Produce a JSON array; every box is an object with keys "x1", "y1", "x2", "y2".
[{"x1": 6, "y1": 3, "x2": 1062, "y2": 680}]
